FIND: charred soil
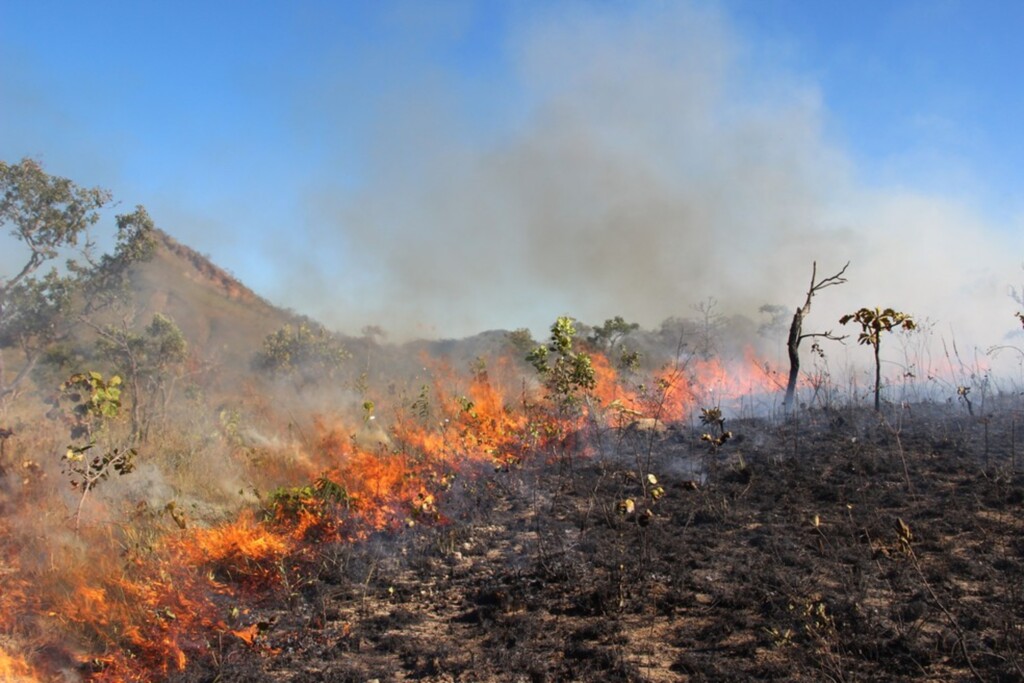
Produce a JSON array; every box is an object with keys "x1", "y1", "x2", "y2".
[{"x1": 172, "y1": 405, "x2": 1024, "y2": 682}]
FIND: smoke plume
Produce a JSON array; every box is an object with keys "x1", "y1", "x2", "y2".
[{"x1": 285, "y1": 3, "x2": 1022, "y2": 357}]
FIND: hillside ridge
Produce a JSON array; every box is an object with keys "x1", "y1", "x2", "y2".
[
  {"x1": 123, "y1": 228, "x2": 304, "y2": 375},
  {"x1": 151, "y1": 229, "x2": 271, "y2": 308}
]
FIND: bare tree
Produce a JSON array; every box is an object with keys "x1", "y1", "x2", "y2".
[
  {"x1": 692, "y1": 297, "x2": 724, "y2": 360},
  {"x1": 784, "y1": 262, "x2": 849, "y2": 413}
]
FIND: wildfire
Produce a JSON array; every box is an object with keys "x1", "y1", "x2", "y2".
[
  {"x1": 0, "y1": 649, "x2": 36, "y2": 683},
  {"x1": 1, "y1": 347, "x2": 778, "y2": 680},
  {"x1": 592, "y1": 346, "x2": 781, "y2": 424}
]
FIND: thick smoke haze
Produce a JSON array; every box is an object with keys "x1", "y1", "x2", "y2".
[{"x1": 286, "y1": 4, "x2": 1022, "y2": 356}]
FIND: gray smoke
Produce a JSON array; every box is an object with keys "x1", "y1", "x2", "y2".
[{"x1": 279, "y1": 3, "x2": 1022, "y2": 359}]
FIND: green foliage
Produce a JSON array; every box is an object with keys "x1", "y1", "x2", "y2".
[
  {"x1": 93, "y1": 313, "x2": 188, "y2": 440},
  {"x1": 76, "y1": 206, "x2": 156, "y2": 311},
  {"x1": 219, "y1": 407, "x2": 244, "y2": 447},
  {"x1": 457, "y1": 395, "x2": 476, "y2": 417},
  {"x1": 0, "y1": 158, "x2": 106, "y2": 398},
  {"x1": 618, "y1": 348, "x2": 641, "y2": 372},
  {"x1": 0, "y1": 158, "x2": 155, "y2": 402},
  {"x1": 32, "y1": 341, "x2": 87, "y2": 388},
  {"x1": 505, "y1": 328, "x2": 535, "y2": 355},
  {"x1": 0, "y1": 270, "x2": 74, "y2": 349},
  {"x1": 588, "y1": 315, "x2": 639, "y2": 352},
  {"x1": 588, "y1": 315, "x2": 641, "y2": 371},
  {"x1": 95, "y1": 314, "x2": 188, "y2": 372},
  {"x1": 266, "y1": 476, "x2": 349, "y2": 521},
  {"x1": 253, "y1": 321, "x2": 349, "y2": 386},
  {"x1": 145, "y1": 313, "x2": 188, "y2": 362},
  {"x1": 527, "y1": 316, "x2": 596, "y2": 408},
  {"x1": 470, "y1": 356, "x2": 488, "y2": 383},
  {"x1": 0, "y1": 158, "x2": 111, "y2": 265},
  {"x1": 51, "y1": 370, "x2": 136, "y2": 531},
  {"x1": 57, "y1": 371, "x2": 124, "y2": 440}
]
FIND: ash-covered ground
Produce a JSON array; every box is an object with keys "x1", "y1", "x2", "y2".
[{"x1": 171, "y1": 403, "x2": 1024, "y2": 682}]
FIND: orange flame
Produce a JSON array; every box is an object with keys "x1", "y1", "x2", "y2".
[
  {"x1": 0, "y1": 648, "x2": 37, "y2": 683},
  {"x1": 3, "y1": 347, "x2": 789, "y2": 681}
]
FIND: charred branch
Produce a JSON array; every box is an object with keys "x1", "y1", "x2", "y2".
[{"x1": 784, "y1": 261, "x2": 850, "y2": 413}]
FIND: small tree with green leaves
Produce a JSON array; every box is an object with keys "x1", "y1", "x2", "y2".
[
  {"x1": 0, "y1": 159, "x2": 156, "y2": 407},
  {"x1": 93, "y1": 312, "x2": 188, "y2": 441},
  {"x1": 51, "y1": 371, "x2": 136, "y2": 532},
  {"x1": 527, "y1": 317, "x2": 596, "y2": 479},
  {"x1": 588, "y1": 315, "x2": 643, "y2": 373},
  {"x1": 527, "y1": 316, "x2": 596, "y2": 410},
  {"x1": 840, "y1": 307, "x2": 916, "y2": 411},
  {"x1": 588, "y1": 315, "x2": 638, "y2": 351},
  {"x1": 253, "y1": 321, "x2": 350, "y2": 388},
  {"x1": 505, "y1": 328, "x2": 536, "y2": 355},
  {"x1": 0, "y1": 158, "x2": 105, "y2": 402}
]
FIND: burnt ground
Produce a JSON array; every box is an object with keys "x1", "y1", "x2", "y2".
[{"x1": 171, "y1": 404, "x2": 1024, "y2": 682}]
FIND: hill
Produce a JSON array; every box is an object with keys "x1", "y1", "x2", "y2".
[{"x1": 127, "y1": 229, "x2": 303, "y2": 376}]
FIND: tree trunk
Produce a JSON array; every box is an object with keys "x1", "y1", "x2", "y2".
[
  {"x1": 128, "y1": 356, "x2": 142, "y2": 441},
  {"x1": 784, "y1": 307, "x2": 803, "y2": 412},
  {"x1": 0, "y1": 348, "x2": 40, "y2": 405},
  {"x1": 873, "y1": 342, "x2": 882, "y2": 412}
]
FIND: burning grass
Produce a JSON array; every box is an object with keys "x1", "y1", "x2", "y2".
[
  {"x1": 0, "y1": 349, "x2": 588, "y2": 679},
  {"x1": 4, "y1": 345, "x2": 1017, "y2": 681},
  {"x1": 169, "y1": 404, "x2": 1024, "y2": 683}
]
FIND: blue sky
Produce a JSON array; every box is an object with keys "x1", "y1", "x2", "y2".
[
  {"x1": 725, "y1": 0, "x2": 1023, "y2": 206},
  {"x1": 2, "y1": 1, "x2": 1023, "y2": 343}
]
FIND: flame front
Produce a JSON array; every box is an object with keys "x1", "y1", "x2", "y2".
[{"x1": 0, "y1": 348, "x2": 775, "y2": 680}]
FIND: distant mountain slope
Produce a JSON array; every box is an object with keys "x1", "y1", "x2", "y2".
[{"x1": 127, "y1": 230, "x2": 302, "y2": 374}]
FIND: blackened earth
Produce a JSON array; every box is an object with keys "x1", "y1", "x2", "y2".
[{"x1": 171, "y1": 404, "x2": 1024, "y2": 682}]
